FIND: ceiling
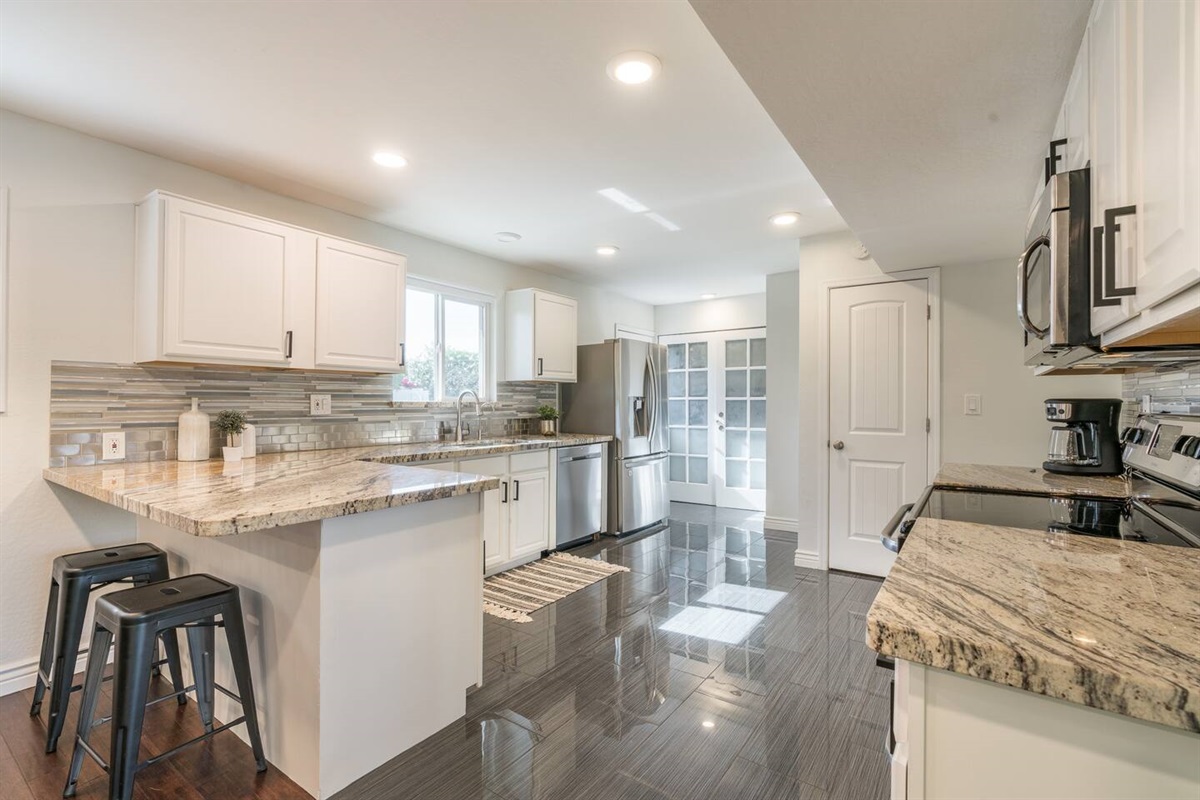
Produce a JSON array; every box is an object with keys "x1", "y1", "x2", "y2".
[
  {"x1": 691, "y1": 0, "x2": 1092, "y2": 272},
  {"x1": 0, "y1": 0, "x2": 845, "y2": 306}
]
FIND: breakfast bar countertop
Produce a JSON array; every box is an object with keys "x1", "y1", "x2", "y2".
[
  {"x1": 934, "y1": 462, "x2": 1131, "y2": 499},
  {"x1": 42, "y1": 434, "x2": 611, "y2": 537},
  {"x1": 867, "y1": 517, "x2": 1200, "y2": 733}
]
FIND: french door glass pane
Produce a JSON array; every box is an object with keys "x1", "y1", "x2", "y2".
[
  {"x1": 688, "y1": 371, "x2": 708, "y2": 397},
  {"x1": 669, "y1": 400, "x2": 686, "y2": 421},
  {"x1": 749, "y1": 400, "x2": 767, "y2": 429},
  {"x1": 688, "y1": 342, "x2": 708, "y2": 369},
  {"x1": 670, "y1": 428, "x2": 686, "y2": 453},
  {"x1": 749, "y1": 338, "x2": 766, "y2": 367},
  {"x1": 726, "y1": 400, "x2": 747, "y2": 427},
  {"x1": 728, "y1": 431, "x2": 748, "y2": 459},
  {"x1": 726, "y1": 369, "x2": 747, "y2": 398},
  {"x1": 688, "y1": 428, "x2": 708, "y2": 455},
  {"x1": 726, "y1": 339, "x2": 747, "y2": 368},
  {"x1": 749, "y1": 369, "x2": 767, "y2": 397},
  {"x1": 688, "y1": 400, "x2": 708, "y2": 425},
  {"x1": 726, "y1": 461, "x2": 748, "y2": 489},
  {"x1": 688, "y1": 457, "x2": 708, "y2": 484},
  {"x1": 668, "y1": 343, "x2": 686, "y2": 369},
  {"x1": 670, "y1": 456, "x2": 686, "y2": 483},
  {"x1": 669, "y1": 372, "x2": 686, "y2": 398},
  {"x1": 723, "y1": 335, "x2": 767, "y2": 500}
]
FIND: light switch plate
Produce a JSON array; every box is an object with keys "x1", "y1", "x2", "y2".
[
  {"x1": 964, "y1": 393, "x2": 982, "y2": 416},
  {"x1": 102, "y1": 431, "x2": 126, "y2": 460},
  {"x1": 310, "y1": 394, "x2": 332, "y2": 416}
]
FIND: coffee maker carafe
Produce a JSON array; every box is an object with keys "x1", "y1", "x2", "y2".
[{"x1": 1043, "y1": 398, "x2": 1124, "y2": 476}]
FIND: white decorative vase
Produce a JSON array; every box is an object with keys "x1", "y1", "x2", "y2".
[
  {"x1": 241, "y1": 423, "x2": 256, "y2": 459},
  {"x1": 178, "y1": 398, "x2": 211, "y2": 461},
  {"x1": 222, "y1": 445, "x2": 243, "y2": 463}
]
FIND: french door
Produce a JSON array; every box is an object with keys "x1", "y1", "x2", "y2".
[{"x1": 661, "y1": 328, "x2": 767, "y2": 511}]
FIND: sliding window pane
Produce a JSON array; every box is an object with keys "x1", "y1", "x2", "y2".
[
  {"x1": 444, "y1": 299, "x2": 483, "y2": 398},
  {"x1": 400, "y1": 288, "x2": 437, "y2": 401}
]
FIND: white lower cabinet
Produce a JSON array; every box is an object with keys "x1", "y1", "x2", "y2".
[
  {"x1": 458, "y1": 450, "x2": 552, "y2": 575},
  {"x1": 509, "y1": 468, "x2": 549, "y2": 561},
  {"x1": 892, "y1": 661, "x2": 1200, "y2": 800}
]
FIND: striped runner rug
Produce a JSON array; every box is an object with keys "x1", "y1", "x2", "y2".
[{"x1": 483, "y1": 552, "x2": 630, "y2": 623}]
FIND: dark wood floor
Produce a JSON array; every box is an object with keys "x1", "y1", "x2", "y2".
[{"x1": 3, "y1": 504, "x2": 890, "y2": 800}]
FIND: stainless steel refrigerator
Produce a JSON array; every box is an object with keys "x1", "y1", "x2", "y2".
[{"x1": 561, "y1": 339, "x2": 669, "y2": 536}]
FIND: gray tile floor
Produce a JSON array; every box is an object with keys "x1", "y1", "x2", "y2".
[{"x1": 334, "y1": 503, "x2": 890, "y2": 800}]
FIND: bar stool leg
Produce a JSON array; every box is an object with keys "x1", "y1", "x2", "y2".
[
  {"x1": 30, "y1": 578, "x2": 60, "y2": 717},
  {"x1": 185, "y1": 618, "x2": 216, "y2": 733},
  {"x1": 145, "y1": 560, "x2": 188, "y2": 706},
  {"x1": 45, "y1": 576, "x2": 90, "y2": 753},
  {"x1": 63, "y1": 624, "x2": 113, "y2": 798},
  {"x1": 108, "y1": 628, "x2": 156, "y2": 800},
  {"x1": 222, "y1": 601, "x2": 266, "y2": 772}
]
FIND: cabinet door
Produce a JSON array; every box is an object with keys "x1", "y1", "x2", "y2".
[
  {"x1": 1132, "y1": 0, "x2": 1200, "y2": 312},
  {"x1": 509, "y1": 469, "x2": 550, "y2": 560},
  {"x1": 1089, "y1": 0, "x2": 1140, "y2": 335},
  {"x1": 1062, "y1": 31, "x2": 1090, "y2": 172},
  {"x1": 162, "y1": 197, "x2": 303, "y2": 364},
  {"x1": 533, "y1": 292, "x2": 578, "y2": 381},
  {"x1": 314, "y1": 237, "x2": 406, "y2": 372},
  {"x1": 461, "y1": 456, "x2": 509, "y2": 572}
]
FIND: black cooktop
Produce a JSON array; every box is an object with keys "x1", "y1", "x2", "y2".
[{"x1": 924, "y1": 489, "x2": 1197, "y2": 548}]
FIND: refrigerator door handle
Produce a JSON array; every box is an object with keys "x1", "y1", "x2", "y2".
[{"x1": 645, "y1": 353, "x2": 658, "y2": 445}]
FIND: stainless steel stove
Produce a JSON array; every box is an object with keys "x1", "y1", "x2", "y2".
[{"x1": 882, "y1": 413, "x2": 1200, "y2": 553}]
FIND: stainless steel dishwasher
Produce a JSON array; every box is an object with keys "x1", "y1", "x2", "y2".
[{"x1": 555, "y1": 443, "x2": 606, "y2": 549}]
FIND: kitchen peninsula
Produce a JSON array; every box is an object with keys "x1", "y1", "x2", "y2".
[{"x1": 42, "y1": 435, "x2": 605, "y2": 800}]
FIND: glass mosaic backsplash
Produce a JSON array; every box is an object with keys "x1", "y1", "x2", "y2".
[
  {"x1": 48, "y1": 361, "x2": 557, "y2": 466},
  {"x1": 1120, "y1": 367, "x2": 1200, "y2": 429}
]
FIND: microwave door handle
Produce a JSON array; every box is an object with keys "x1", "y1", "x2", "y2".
[{"x1": 1017, "y1": 235, "x2": 1050, "y2": 339}]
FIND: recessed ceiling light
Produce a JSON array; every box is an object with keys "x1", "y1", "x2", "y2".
[
  {"x1": 372, "y1": 151, "x2": 408, "y2": 168},
  {"x1": 607, "y1": 51, "x2": 662, "y2": 85},
  {"x1": 495, "y1": 232, "x2": 522, "y2": 243},
  {"x1": 770, "y1": 211, "x2": 801, "y2": 226},
  {"x1": 596, "y1": 245, "x2": 619, "y2": 257},
  {"x1": 700, "y1": 293, "x2": 716, "y2": 300},
  {"x1": 597, "y1": 187, "x2": 649, "y2": 213}
]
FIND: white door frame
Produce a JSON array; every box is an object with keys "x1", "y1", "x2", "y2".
[{"x1": 814, "y1": 267, "x2": 942, "y2": 571}]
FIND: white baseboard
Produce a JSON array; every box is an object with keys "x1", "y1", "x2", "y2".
[
  {"x1": 763, "y1": 516, "x2": 799, "y2": 533},
  {"x1": 794, "y1": 548, "x2": 822, "y2": 570},
  {"x1": 1, "y1": 649, "x2": 112, "y2": 698}
]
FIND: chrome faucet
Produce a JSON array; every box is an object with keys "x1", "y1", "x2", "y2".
[{"x1": 455, "y1": 390, "x2": 481, "y2": 443}]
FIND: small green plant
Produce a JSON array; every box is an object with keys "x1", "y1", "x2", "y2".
[
  {"x1": 536, "y1": 405, "x2": 559, "y2": 421},
  {"x1": 214, "y1": 409, "x2": 247, "y2": 447}
]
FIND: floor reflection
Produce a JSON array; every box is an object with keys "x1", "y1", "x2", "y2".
[{"x1": 333, "y1": 503, "x2": 889, "y2": 800}]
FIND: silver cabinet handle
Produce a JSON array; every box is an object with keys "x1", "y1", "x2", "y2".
[
  {"x1": 1017, "y1": 236, "x2": 1050, "y2": 338},
  {"x1": 832, "y1": 440, "x2": 845, "y2": 450}
]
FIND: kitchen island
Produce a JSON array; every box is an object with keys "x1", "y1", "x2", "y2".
[
  {"x1": 42, "y1": 434, "x2": 607, "y2": 800},
  {"x1": 867, "y1": 517, "x2": 1200, "y2": 800}
]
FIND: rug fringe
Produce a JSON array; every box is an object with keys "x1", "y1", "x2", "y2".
[
  {"x1": 482, "y1": 552, "x2": 631, "y2": 623},
  {"x1": 482, "y1": 601, "x2": 533, "y2": 624},
  {"x1": 549, "y1": 552, "x2": 631, "y2": 573}
]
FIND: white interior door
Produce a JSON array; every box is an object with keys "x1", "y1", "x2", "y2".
[
  {"x1": 663, "y1": 329, "x2": 767, "y2": 512},
  {"x1": 828, "y1": 280, "x2": 929, "y2": 576}
]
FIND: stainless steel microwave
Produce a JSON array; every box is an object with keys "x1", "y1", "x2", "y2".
[{"x1": 1018, "y1": 167, "x2": 1096, "y2": 367}]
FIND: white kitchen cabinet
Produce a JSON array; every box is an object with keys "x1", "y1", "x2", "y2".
[
  {"x1": 1087, "y1": 0, "x2": 1140, "y2": 336},
  {"x1": 460, "y1": 450, "x2": 553, "y2": 574},
  {"x1": 135, "y1": 193, "x2": 313, "y2": 367},
  {"x1": 505, "y1": 289, "x2": 578, "y2": 382},
  {"x1": 314, "y1": 237, "x2": 406, "y2": 372},
  {"x1": 509, "y1": 467, "x2": 550, "y2": 560},
  {"x1": 1059, "y1": 28, "x2": 1090, "y2": 173},
  {"x1": 135, "y1": 191, "x2": 409, "y2": 373},
  {"x1": 1129, "y1": 0, "x2": 1200, "y2": 314}
]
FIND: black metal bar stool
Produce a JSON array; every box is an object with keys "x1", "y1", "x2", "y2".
[
  {"x1": 64, "y1": 574, "x2": 267, "y2": 800},
  {"x1": 30, "y1": 543, "x2": 186, "y2": 753}
]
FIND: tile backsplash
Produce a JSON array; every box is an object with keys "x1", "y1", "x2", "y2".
[
  {"x1": 49, "y1": 361, "x2": 557, "y2": 466},
  {"x1": 1120, "y1": 367, "x2": 1200, "y2": 428}
]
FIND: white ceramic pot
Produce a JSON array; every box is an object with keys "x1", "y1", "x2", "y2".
[
  {"x1": 222, "y1": 445, "x2": 243, "y2": 463},
  {"x1": 241, "y1": 423, "x2": 256, "y2": 459}
]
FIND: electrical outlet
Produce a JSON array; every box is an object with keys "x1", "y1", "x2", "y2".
[
  {"x1": 964, "y1": 393, "x2": 982, "y2": 416},
  {"x1": 102, "y1": 431, "x2": 126, "y2": 460},
  {"x1": 310, "y1": 394, "x2": 332, "y2": 416}
]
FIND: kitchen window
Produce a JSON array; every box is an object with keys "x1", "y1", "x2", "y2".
[{"x1": 395, "y1": 279, "x2": 492, "y2": 402}]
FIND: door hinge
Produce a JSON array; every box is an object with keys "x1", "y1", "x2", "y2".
[
  {"x1": 926, "y1": 418, "x2": 931, "y2": 433},
  {"x1": 926, "y1": 305, "x2": 931, "y2": 320}
]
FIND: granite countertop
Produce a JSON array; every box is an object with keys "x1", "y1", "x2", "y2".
[
  {"x1": 867, "y1": 517, "x2": 1200, "y2": 733},
  {"x1": 935, "y1": 462, "x2": 1130, "y2": 499},
  {"x1": 42, "y1": 434, "x2": 611, "y2": 537}
]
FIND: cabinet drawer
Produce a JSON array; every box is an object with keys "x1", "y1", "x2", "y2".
[{"x1": 509, "y1": 450, "x2": 549, "y2": 473}]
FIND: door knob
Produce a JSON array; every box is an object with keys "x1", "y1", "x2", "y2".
[{"x1": 831, "y1": 440, "x2": 845, "y2": 450}]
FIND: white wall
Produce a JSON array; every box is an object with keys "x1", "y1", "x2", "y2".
[
  {"x1": 794, "y1": 232, "x2": 1121, "y2": 562},
  {"x1": 764, "y1": 271, "x2": 800, "y2": 531},
  {"x1": 0, "y1": 110, "x2": 653, "y2": 684},
  {"x1": 655, "y1": 293, "x2": 765, "y2": 335}
]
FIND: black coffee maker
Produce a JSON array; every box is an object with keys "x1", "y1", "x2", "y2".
[{"x1": 1043, "y1": 398, "x2": 1124, "y2": 475}]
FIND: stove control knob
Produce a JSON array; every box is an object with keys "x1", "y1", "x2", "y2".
[
  {"x1": 1183, "y1": 437, "x2": 1200, "y2": 459},
  {"x1": 1121, "y1": 427, "x2": 1147, "y2": 445},
  {"x1": 1172, "y1": 436, "x2": 1195, "y2": 455}
]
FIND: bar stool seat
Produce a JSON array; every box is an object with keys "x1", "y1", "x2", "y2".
[
  {"x1": 64, "y1": 574, "x2": 267, "y2": 800},
  {"x1": 30, "y1": 543, "x2": 186, "y2": 753}
]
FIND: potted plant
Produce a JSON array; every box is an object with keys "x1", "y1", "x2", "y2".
[
  {"x1": 214, "y1": 409, "x2": 247, "y2": 462},
  {"x1": 536, "y1": 404, "x2": 559, "y2": 437}
]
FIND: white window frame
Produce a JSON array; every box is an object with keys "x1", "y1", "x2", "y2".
[{"x1": 396, "y1": 277, "x2": 495, "y2": 403}]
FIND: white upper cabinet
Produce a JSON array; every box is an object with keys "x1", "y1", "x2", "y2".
[
  {"x1": 505, "y1": 289, "x2": 578, "y2": 382},
  {"x1": 314, "y1": 237, "x2": 406, "y2": 372},
  {"x1": 136, "y1": 193, "x2": 312, "y2": 366},
  {"x1": 135, "y1": 192, "x2": 408, "y2": 373},
  {"x1": 1085, "y1": 0, "x2": 1200, "y2": 343},
  {"x1": 1059, "y1": 29, "x2": 1090, "y2": 173},
  {"x1": 1130, "y1": 0, "x2": 1200, "y2": 313}
]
